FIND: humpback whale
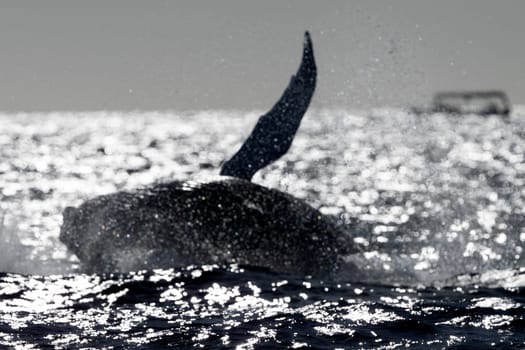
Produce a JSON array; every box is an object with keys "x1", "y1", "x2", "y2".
[{"x1": 60, "y1": 32, "x2": 350, "y2": 276}]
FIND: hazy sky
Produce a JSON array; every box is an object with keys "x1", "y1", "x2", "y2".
[{"x1": 0, "y1": 1, "x2": 523, "y2": 111}]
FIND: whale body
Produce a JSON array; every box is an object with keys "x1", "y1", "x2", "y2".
[
  {"x1": 60, "y1": 178, "x2": 347, "y2": 275},
  {"x1": 59, "y1": 32, "x2": 351, "y2": 276}
]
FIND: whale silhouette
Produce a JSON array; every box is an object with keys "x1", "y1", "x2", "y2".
[{"x1": 59, "y1": 32, "x2": 352, "y2": 276}]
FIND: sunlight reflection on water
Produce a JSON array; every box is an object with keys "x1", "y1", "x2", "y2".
[{"x1": 0, "y1": 109, "x2": 523, "y2": 287}]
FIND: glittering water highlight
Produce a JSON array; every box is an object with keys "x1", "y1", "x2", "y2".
[{"x1": 1, "y1": 265, "x2": 524, "y2": 348}]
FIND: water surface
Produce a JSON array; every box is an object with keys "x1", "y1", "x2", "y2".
[{"x1": 0, "y1": 109, "x2": 524, "y2": 348}]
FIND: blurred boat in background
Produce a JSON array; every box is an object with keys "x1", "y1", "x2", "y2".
[{"x1": 412, "y1": 90, "x2": 511, "y2": 116}]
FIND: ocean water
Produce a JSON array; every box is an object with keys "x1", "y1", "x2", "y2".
[{"x1": 0, "y1": 109, "x2": 524, "y2": 348}]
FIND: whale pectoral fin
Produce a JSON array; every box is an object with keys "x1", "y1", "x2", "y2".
[{"x1": 221, "y1": 31, "x2": 317, "y2": 181}]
